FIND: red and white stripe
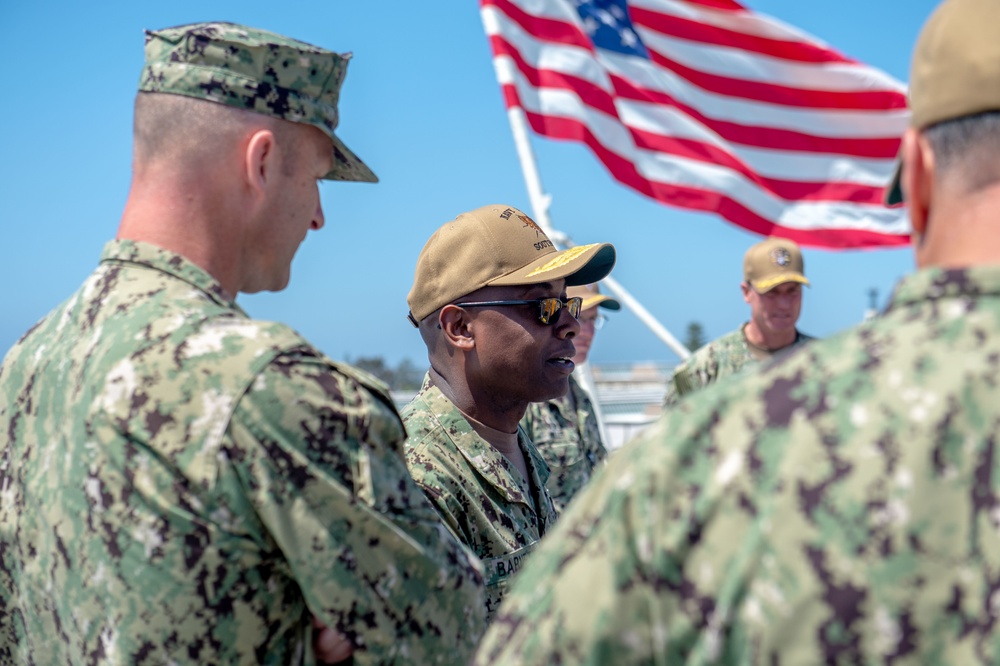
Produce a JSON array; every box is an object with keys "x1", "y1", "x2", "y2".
[{"x1": 480, "y1": 0, "x2": 911, "y2": 249}]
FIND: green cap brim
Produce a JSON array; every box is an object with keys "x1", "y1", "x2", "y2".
[
  {"x1": 884, "y1": 160, "x2": 903, "y2": 206},
  {"x1": 325, "y1": 134, "x2": 378, "y2": 182}
]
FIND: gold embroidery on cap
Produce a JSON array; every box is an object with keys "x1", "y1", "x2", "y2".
[
  {"x1": 770, "y1": 248, "x2": 791, "y2": 266},
  {"x1": 526, "y1": 244, "x2": 598, "y2": 276},
  {"x1": 518, "y1": 214, "x2": 544, "y2": 237}
]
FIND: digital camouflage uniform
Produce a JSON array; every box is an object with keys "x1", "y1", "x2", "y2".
[
  {"x1": 664, "y1": 324, "x2": 813, "y2": 406},
  {"x1": 402, "y1": 374, "x2": 558, "y2": 622},
  {"x1": 0, "y1": 241, "x2": 486, "y2": 665},
  {"x1": 475, "y1": 265, "x2": 1000, "y2": 665},
  {"x1": 520, "y1": 374, "x2": 608, "y2": 514}
]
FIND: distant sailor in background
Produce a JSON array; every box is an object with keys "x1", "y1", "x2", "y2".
[
  {"x1": 521, "y1": 281, "x2": 620, "y2": 515},
  {"x1": 664, "y1": 237, "x2": 814, "y2": 406}
]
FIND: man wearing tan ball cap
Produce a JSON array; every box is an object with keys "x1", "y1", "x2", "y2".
[
  {"x1": 402, "y1": 203, "x2": 615, "y2": 622},
  {"x1": 664, "y1": 236, "x2": 814, "y2": 406}
]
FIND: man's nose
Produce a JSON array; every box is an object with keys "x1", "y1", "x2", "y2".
[
  {"x1": 556, "y1": 311, "x2": 581, "y2": 338},
  {"x1": 312, "y1": 202, "x2": 325, "y2": 231}
]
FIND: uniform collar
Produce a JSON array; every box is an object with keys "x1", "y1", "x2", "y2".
[
  {"x1": 100, "y1": 239, "x2": 242, "y2": 312},
  {"x1": 414, "y1": 375, "x2": 551, "y2": 507},
  {"x1": 886, "y1": 265, "x2": 1000, "y2": 312}
]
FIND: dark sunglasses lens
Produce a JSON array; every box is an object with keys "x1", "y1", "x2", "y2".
[
  {"x1": 537, "y1": 297, "x2": 583, "y2": 325},
  {"x1": 567, "y1": 297, "x2": 582, "y2": 319},
  {"x1": 538, "y1": 298, "x2": 560, "y2": 325}
]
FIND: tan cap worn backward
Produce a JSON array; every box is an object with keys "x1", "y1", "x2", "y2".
[
  {"x1": 407, "y1": 204, "x2": 616, "y2": 324},
  {"x1": 139, "y1": 22, "x2": 376, "y2": 183},
  {"x1": 885, "y1": 0, "x2": 1000, "y2": 204},
  {"x1": 743, "y1": 237, "x2": 809, "y2": 293},
  {"x1": 566, "y1": 283, "x2": 621, "y2": 312}
]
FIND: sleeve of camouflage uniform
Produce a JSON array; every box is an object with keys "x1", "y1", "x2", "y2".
[
  {"x1": 470, "y1": 423, "x2": 694, "y2": 664},
  {"x1": 520, "y1": 401, "x2": 570, "y2": 514},
  {"x1": 663, "y1": 339, "x2": 729, "y2": 408},
  {"x1": 228, "y1": 352, "x2": 486, "y2": 665},
  {"x1": 521, "y1": 391, "x2": 606, "y2": 515},
  {"x1": 662, "y1": 364, "x2": 687, "y2": 407},
  {"x1": 404, "y1": 436, "x2": 482, "y2": 548}
]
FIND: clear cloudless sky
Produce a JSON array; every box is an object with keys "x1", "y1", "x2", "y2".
[{"x1": 2, "y1": 1, "x2": 940, "y2": 370}]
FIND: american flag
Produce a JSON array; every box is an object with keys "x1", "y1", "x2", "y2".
[{"x1": 480, "y1": 0, "x2": 911, "y2": 249}]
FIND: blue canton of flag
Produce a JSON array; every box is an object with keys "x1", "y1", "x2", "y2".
[{"x1": 572, "y1": 0, "x2": 649, "y2": 58}]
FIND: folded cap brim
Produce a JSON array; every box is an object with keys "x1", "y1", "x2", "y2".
[
  {"x1": 489, "y1": 242, "x2": 616, "y2": 288},
  {"x1": 325, "y1": 133, "x2": 377, "y2": 182},
  {"x1": 752, "y1": 273, "x2": 810, "y2": 293},
  {"x1": 884, "y1": 158, "x2": 903, "y2": 206}
]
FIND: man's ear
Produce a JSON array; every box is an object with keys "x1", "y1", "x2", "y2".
[
  {"x1": 244, "y1": 129, "x2": 278, "y2": 198},
  {"x1": 901, "y1": 127, "x2": 935, "y2": 240},
  {"x1": 439, "y1": 305, "x2": 476, "y2": 351},
  {"x1": 740, "y1": 281, "x2": 752, "y2": 305}
]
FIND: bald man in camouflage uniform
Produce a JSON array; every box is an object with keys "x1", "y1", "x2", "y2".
[
  {"x1": 521, "y1": 282, "x2": 620, "y2": 514},
  {"x1": 473, "y1": 0, "x2": 1000, "y2": 663},
  {"x1": 664, "y1": 237, "x2": 813, "y2": 406},
  {"x1": 403, "y1": 205, "x2": 616, "y2": 621},
  {"x1": 0, "y1": 23, "x2": 484, "y2": 665}
]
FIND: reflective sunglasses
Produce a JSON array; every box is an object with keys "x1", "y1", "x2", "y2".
[{"x1": 453, "y1": 296, "x2": 583, "y2": 326}]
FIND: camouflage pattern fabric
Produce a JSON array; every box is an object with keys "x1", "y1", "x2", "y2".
[
  {"x1": 520, "y1": 374, "x2": 608, "y2": 514},
  {"x1": 474, "y1": 265, "x2": 1000, "y2": 665},
  {"x1": 402, "y1": 375, "x2": 557, "y2": 622},
  {"x1": 664, "y1": 324, "x2": 813, "y2": 406},
  {"x1": 0, "y1": 240, "x2": 485, "y2": 665},
  {"x1": 139, "y1": 22, "x2": 376, "y2": 183}
]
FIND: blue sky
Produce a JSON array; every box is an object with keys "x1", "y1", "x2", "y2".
[{"x1": 2, "y1": 1, "x2": 938, "y2": 369}]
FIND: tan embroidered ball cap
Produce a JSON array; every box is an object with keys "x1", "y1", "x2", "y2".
[
  {"x1": 407, "y1": 204, "x2": 616, "y2": 325},
  {"x1": 743, "y1": 237, "x2": 809, "y2": 293},
  {"x1": 566, "y1": 282, "x2": 621, "y2": 312},
  {"x1": 885, "y1": 0, "x2": 1000, "y2": 204}
]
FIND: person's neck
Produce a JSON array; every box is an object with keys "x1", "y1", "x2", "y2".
[
  {"x1": 117, "y1": 175, "x2": 242, "y2": 300},
  {"x1": 916, "y1": 189, "x2": 1000, "y2": 269},
  {"x1": 428, "y1": 366, "x2": 524, "y2": 433},
  {"x1": 743, "y1": 320, "x2": 795, "y2": 352}
]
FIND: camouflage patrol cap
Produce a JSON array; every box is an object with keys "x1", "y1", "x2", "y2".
[
  {"x1": 139, "y1": 21, "x2": 376, "y2": 183},
  {"x1": 743, "y1": 237, "x2": 809, "y2": 293},
  {"x1": 885, "y1": 0, "x2": 1000, "y2": 204},
  {"x1": 407, "y1": 204, "x2": 616, "y2": 325}
]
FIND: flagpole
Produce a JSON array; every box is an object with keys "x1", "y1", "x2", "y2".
[
  {"x1": 503, "y1": 108, "x2": 615, "y2": 448},
  {"x1": 598, "y1": 274, "x2": 690, "y2": 361},
  {"x1": 503, "y1": 106, "x2": 691, "y2": 362},
  {"x1": 505, "y1": 107, "x2": 557, "y2": 236}
]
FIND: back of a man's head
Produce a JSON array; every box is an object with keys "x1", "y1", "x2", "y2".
[
  {"x1": 133, "y1": 93, "x2": 290, "y2": 172},
  {"x1": 883, "y1": 0, "x2": 1000, "y2": 268},
  {"x1": 888, "y1": 0, "x2": 1000, "y2": 204}
]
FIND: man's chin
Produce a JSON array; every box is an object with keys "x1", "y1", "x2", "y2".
[
  {"x1": 534, "y1": 376, "x2": 572, "y2": 402},
  {"x1": 241, "y1": 272, "x2": 291, "y2": 294}
]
